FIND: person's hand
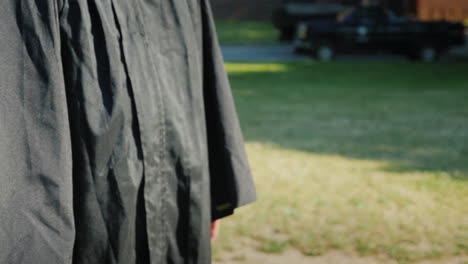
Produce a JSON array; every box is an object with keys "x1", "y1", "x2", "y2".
[{"x1": 211, "y1": 220, "x2": 220, "y2": 242}]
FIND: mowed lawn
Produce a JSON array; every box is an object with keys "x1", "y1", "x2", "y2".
[
  {"x1": 213, "y1": 61, "x2": 468, "y2": 263},
  {"x1": 215, "y1": 20, "x2": 278, "y2": 45}
]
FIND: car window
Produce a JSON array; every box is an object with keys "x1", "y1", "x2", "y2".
[
  {"x1": 338, "y1": 8, "x2": 357, "y2": 23},
  {"x1": 385, "y1": 10, "x2": 409, "y2": 23},
  {"x1": 355, "y1": 7, "x2": 386, "y2": 25}
]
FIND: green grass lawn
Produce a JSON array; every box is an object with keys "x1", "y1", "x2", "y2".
[
  {"x1": 214, "y1": 61, "x2": 468, "y2": 263},
  {"x1": 215, "y1": 20, "x2": 278, "y2": 45}
]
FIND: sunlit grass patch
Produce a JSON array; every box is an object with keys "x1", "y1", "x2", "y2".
[
  {"x1": 214, "y1": 61, "x2": 468, "y2": 262},
  {"x1": 260, "y1": 240, "x2": 290, "y2": 254},
  {"x1": 225, "y1": 63, "x2": 290, "y2": 74},
  {"x1": 215, "y1": 143, "x2": 468, "y2": 262}
]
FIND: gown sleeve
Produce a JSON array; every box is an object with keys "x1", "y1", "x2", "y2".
[
  {"x1": 200, "y1": 0, "x2": 257, "y2": 221},
  {"x1": 0, "y1": 1, "x2": 74, "y2": 262}
]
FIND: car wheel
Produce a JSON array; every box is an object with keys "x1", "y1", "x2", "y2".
[
  {"x1": 418, "y1": 46, "x2": 438, "y2": 62},
  {"x1": 315, "y1": 43, "x2": 335, "y2": 61},
  {"x1": 406, "y1": 52, "x2": 418, "y2": 61}
]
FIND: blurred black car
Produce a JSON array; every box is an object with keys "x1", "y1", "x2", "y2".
[
  {"x1": 294, "y1": 4, "x2": 466, "y2": 61},
  {"x1": 272, "y1": 0, "x2": 351, "y2": 41}
]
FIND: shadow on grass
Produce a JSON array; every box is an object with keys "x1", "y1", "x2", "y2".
[
  {"x1": 227, "y1": 61, "x2": 468, "y2": 179},
  {"x1": 216, "y1": 20, "x2": 279, "y2": 45}
]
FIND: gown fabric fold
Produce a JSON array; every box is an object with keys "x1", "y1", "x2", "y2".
[{"x1": 0, "y1": 0, "x2": 256, "y2": 263}]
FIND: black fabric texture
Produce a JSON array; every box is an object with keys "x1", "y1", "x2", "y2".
[{"x1": 0, "y1": 0, "x2": 256, "y2": 263}]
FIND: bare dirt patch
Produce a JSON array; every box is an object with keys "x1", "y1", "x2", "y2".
[{"x1": 215, "y1": 248, "x2": 468, "y2": 264}]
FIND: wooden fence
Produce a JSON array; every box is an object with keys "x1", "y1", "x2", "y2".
[{"x1": 416, "y1": 0, "x2": 468, "y2": 22}]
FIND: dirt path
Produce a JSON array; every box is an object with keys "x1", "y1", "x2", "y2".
[{"x1": 215, "y1": 248, "x2": 468, "y2": 264}]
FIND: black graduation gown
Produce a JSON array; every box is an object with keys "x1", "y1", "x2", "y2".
[{"x1": 0, "y1": 0, "x2": 256, "y2": 263}]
